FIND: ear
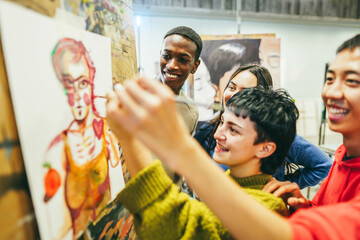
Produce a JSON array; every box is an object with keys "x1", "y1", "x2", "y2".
[
  {"x1": 191, "y1": 59, "x2": 201, "y2": 74},
  {"x1": 255, "y1": 142, "x2": 276, "y2": 159}
]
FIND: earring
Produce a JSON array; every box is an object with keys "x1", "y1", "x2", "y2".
[{"x1": 64, "y1": 88, "x2": 68, "y2": 96}]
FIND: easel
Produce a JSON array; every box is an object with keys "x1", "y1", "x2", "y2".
[
  {"x1": 0, "y1": 36, "x2": 40, "y2": 239},
  {"x1": 318, "y1": 63, "x2": 328, "y2": 147},
  {"x1": 0, "y1": 1, "x2": 59, "y2": 237},
  {"x1": 0, "y1": 1, "x2": 137, "y2": 238}
]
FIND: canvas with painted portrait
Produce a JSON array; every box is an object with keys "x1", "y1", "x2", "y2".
[{"x1": 0, "y1": 2, "x2": 133, "y2": 239}]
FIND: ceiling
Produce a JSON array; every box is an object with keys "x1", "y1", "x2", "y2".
[{"x1": 133, "y1": 0, "x2": 360, "y2": 26}]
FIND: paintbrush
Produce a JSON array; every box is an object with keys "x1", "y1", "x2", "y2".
[
  {"x1": 113, "y1": 83, "x2": 224, "y2": 112},
  {"x1": 174, "y1": 95, "x2": 223, "y2": 112}
]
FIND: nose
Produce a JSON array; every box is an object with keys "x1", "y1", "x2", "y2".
[
  {"x1": 167, "y1": 58, "x2": 179, "y2": 70},
  {"x1": 214, "y1": 123, "x2": 226, "y2": 141},
  {"x1": 74, "y1": 86, "x2": 81, "y2": 101},
  {"x1": 322, "y1": 78, "x2": 343, "y2": 101}
]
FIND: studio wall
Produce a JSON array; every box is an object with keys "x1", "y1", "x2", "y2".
[
  {"x1": 135, "y1": 15, "x2": 359, "y2": 99},
  {"x1": 134, "y1": 14, "x2": 358, "y2": 143}
]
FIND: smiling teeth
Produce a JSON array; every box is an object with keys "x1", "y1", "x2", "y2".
[
  {"x1": 217, "y1": 144, "x2": 228, "y2": 151},
  {"x1": 329, "y1": 107, "x2": 348, "y2": 115},
  {"x1": 165, "y1": 73, "x2": 177, "y2": 79}
]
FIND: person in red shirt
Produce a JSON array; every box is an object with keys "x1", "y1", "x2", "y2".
[
  {"x1": 263, "y1": 34, "x2": 360, "y2": 239},
  {"x1": 106, "y1": 34, "x2": 360, "y2": 240}
]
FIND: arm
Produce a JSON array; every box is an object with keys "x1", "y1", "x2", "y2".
[
  {"x1": 175, "y1": 137, "x2": 292, "y2": 240},
  {"x1": 107, "y1": 92, "x2": 230, "y2": 239},
  {"x1": 288, "y1": 197, "x2": 360, "y2": 240},
  {"x1": 104, "y1": 122, "x2": 122, "y2": 168},
  {"x1": 108, "y1": 77, "x2": 293, "y2": 240},
  {"x1": 194, "y1": 122, "x2": 215, "y2": 156},
  {"x1": 263, "y1": 135, "x2": 332, "y2": 207},
  {"x1": 106, "y1": 91, "x2": 153, "y2": 177},
  {"x1": 43, "y1": 135, "x2": 72, "y2": 237},
  {"x1": 262, "y1": 177, "x2": 311, "y2": 211},
  {"x1": 282, "y1": 135, "x2": 333, "y2": 189},
  {"x1": 116, "y1": 160, "x2": 230, "y2": 240},
  {"x1": 43, "y1": 134, "x2": 65, "y2": 202}
]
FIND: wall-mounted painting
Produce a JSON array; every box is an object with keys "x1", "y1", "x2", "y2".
[{"x1": 194, "y1": 35, "x2": 280, "y2": 122}]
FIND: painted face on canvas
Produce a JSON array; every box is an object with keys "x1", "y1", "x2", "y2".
[
  {"x1": 61, "y1": 52, "x2": 93, "y2": 121},
  {"x1": 322, "y1": 48, "x2": 360, "y2": 138},
  {"x1": 259, "y1": 38, "x2": 280, "y2": 86},
  {"x1": 213, "y1": 109, "x2": 261, "y2": 168},
  {"x1": 159, "y1": 34, "x2": 199, "y2": 94},
  {"x1": 194, "y1": 61, "x2": 217, "y2": 120},
  {"x1": 223, "y1": 70, "x2": 258, "y2": 105}
]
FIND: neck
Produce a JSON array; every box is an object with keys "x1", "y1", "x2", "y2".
[
  {"x1": 73, "y1": 114, "x2": 92, "y2": 134},
  {"x1": 170, "y1": 84, "x2": 181, "y2": 95},
  {"x1": 228, "y1": 159, "x2": 262, "y2": 178},
  {"x1": 343, "y1": 133, "x2": 360, "y2": 157},
  {"x1": 158, "y1": 75, "x2": 181, "y2": 95}
]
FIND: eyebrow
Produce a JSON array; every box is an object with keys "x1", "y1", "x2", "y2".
[
  {"x1": 228, "y1": 121, "x2": 243, "y2": 130},
  {"x1": 344, "y1": 70, "x2": 360, "y2": 75},
  {"x1": 163, "y1": 49, "x2": 191, "y2": 59},
  {"x1": 327, "y1": 69, "x2": 360, "y2": 75},
  {"x1": 75, "y1": 76, "x2": 89, "y2": 81},
  {"x1": 229, "y1": 81, "x2": 237, "y2": 87},
  {"x1": 61, "y1": 74, "x2": 88, "y2": 82},
  {"x1": 179, "y1": 53, "x2": 191, "y2": 59},
  {"x1": 222, "y1": 116, "x2": 243, "y2": 130}
]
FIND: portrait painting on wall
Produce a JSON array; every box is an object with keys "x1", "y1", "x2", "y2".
[
  {"x1": 0, "y1": 2, "x2": 133, "y2": 239},
  {"x1": 259, "y1": 37, "x2": 281, "y2": 88},
  {"x1": 194, "y1": 35, "x2": 280, "y2": 122}
]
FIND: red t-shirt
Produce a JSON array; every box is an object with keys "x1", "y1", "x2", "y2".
[{"x1": 289, "y1": 145, "x2": 360, "y2": 239}]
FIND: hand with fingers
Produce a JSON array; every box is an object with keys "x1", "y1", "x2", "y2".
[
  {"x1": 106, "y1": 90, "x2": 133, "y2": 145},
  {"x1": 106, "y1": 82, "x2": 158, "y2": 177},
  {"x1": 262, "y1": 177, "x2": 311, "y2": 211},
  {"x1": 106, "y1": 76, "x2": 193, "y2": 170}
]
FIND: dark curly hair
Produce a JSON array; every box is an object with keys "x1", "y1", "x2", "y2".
[
  {"x1": 227, "y1": 87, "x2": 299, "y2": 175},
  {"x1": 164, "y1": 26, "x2": 202, "y2": 61}
]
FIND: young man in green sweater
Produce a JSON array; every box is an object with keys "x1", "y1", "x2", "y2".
[{"x1": 107, "y1": 86, "x2": 298, "y2": 239}]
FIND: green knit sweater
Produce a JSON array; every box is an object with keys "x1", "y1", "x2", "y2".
[
  {"x1": 225, "y1": 169, "x2": 288, "y2": 217},
  {"x1": 117, "y1": 161, "x2": 287, "y2": 240}
]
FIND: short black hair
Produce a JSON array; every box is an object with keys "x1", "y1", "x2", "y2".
[
  {"x1": 227, "y1": 87, "x2": 299, "y2": 175},
  {"x1": 164, "y1": 26, "x2": 202, "y2": 61},
  {"x1": 337, "y1": 34, "x2": 360, "y2": 54}
]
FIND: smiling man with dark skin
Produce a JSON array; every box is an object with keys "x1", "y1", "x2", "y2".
[{"x1": 157, "y1": 26, "x2": 202, "y2": 134}]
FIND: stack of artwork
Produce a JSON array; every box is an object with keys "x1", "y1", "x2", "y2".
[{"x1": 0, "y1": 2, "x2": 134, "y2": 239}]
